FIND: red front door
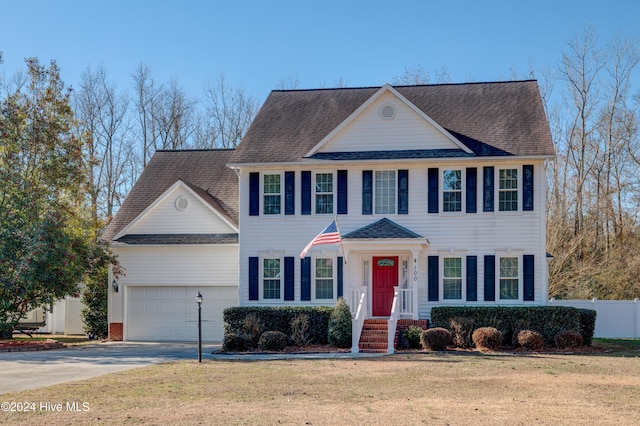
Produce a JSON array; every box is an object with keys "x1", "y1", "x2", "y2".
[{"x1": 372, "y1": 256, "x2": 399, "y2": 317}]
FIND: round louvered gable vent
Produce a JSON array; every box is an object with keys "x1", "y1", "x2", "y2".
[
  {"x1": 175, "y1": 196, "x2": 188, "y2": 211},
  {"x1": 380, "y1": 103, "x2": 396, "y2": 120}
]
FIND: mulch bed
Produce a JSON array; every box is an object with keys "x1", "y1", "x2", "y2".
[{"x1": 0, "y1": 339, "x2": 65, "y2": 352}]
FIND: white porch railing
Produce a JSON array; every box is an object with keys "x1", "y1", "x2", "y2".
[
  {"x1": 397, "y1": 288, "x2": 414, "y2": 317},
  {"x1": 387, "y1": 287, "x2": 400, "y2": 355},
  {"x1": 350, "y1": 287, "x2": 367, "y2": 354}
]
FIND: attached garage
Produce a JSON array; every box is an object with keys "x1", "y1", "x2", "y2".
[{"x1": 126, "y1": 286, "x2": 237, "y2": 342}]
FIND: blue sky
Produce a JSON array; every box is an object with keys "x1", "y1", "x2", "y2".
[{"x1": 1, "y1": 0, "x2": 639, "y2": 103}]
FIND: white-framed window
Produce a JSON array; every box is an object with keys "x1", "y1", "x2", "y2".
[
  {"x1": 375, "y1": 170, "x2": 396, "y2": 214},
  {"x1": 442, "y1": 169, "x2": 463, "y2": 212},
  {"x1": 263, "y1": 173, "x2": 282, "y2": 215},
  {"x1": 313, "y1": 257, "x2": 335, "y2": 301},
  {"x1": 498, "y1": 168, "x2": 518, "y2": 212},
  {"x1": 443, "y1": 257, "x2": 463, "y2": 300},
  {"x1": 499, "y1": 256, "x2": 519, "y2": 300},
  {"x1": 315, "y1": 172, "x2": 334, "y2": 214},
  {"x1": 262, "y1": 257, "x2": 282, "y2": 300}
]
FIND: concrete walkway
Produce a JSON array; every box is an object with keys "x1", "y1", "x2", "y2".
[{"x1": 0, "y1": 342, "x2": 384, "y2": 395}]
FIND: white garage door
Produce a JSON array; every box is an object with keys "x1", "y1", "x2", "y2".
[{"x1": 126, "y1": 286, "x2": 237, "y2": 342}]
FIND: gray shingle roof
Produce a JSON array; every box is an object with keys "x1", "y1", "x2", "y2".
[
  {"x1": 102, "y1": 149, "x2": 238, "y2": 242},
  {"x1": 342, "y1": 218, "x2": 425, "y2": 240},
  {"x1": 114, "y1": 234, "x2": 238, "y2": 245},
  {"x1": 228, "y1": 81, "x2": 554, "y2": 165}
]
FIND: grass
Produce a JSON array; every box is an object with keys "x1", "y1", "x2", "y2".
[{"x1": 1, "y1": 340, "x2": 639, "y2": 425}]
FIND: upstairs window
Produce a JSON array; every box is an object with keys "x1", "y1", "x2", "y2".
[
  {"x1": 442, "y1": 169, "x2": 462, "y2": 212},
  {"x1": 263, "y1": 174, "x2": 281, "y2": 215},
  {"x1": 375, "y1": 170, "x2": 396, "y2": 214},
  {"x1": 498, "y1": 169, "x2": 518, "y2": 212},
  {"x1": 315, "y1": 172, "x2": 334, "y2": 214}
]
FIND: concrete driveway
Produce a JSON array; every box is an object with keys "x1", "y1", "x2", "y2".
[{"x1": 0, "y1": 342, "x2": 220, "y2": 395}]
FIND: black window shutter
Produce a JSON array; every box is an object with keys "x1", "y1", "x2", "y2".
[
  {"x1": 466, "y1": 167, "x2": 477, "y2": 213},
  {"x1": 248, "y1": 257, "x2": 259, "y2": 300},
  {"x1": 523, "y1": 165, "x2": 534, "y2": 211},
  {"x1": 284, "y1": 256, "x2": 295, "y2": 301},
  {"x1": 284, "y1": 171, "x2": 295, "y2": 215},
  {"x1": 523, "y1": 254, "x2": 535, "y2": 301},
  {"x1": 362, "y1": 170, "x2": 372, "y2": 215},
  {"x1": 484, "y1": 255, "x2": 495, "y2": 301},
  {"x1": 466, "y1": 256, "x2": 478, "y2": 301},
  {"x1": 301, "y1": 171, "x2": 311, "y2": 215},
  {"x1": 483, "y1": 167, "x2": 494, "y2": 212},
  {"x1": 249, "y1": 172, "x2": 259, "y2": 216},
  {"x1": 337, "y1": 170, "x2": 348, "y2": 214},
  {"x1": 428, "y1": 256, "x2": 439, "y2": 301},
  {"x1": 300, "y1": 257, "x2": 311, "y2": 301},
  {"x1": 398, "y1": 169, "x2": 409, "y2": 214},
  {"x1": 428, "y1": 168, "x2": 438, "y2": 213},
  {"x1": 337, "y1": 257, "x2": 344, "y2": 298}
]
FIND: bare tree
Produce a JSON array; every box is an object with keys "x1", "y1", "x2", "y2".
[
  {"x1": 132, "y1": 64, "x2": 159, "y2": 167},
  {"x1": 75, "y1": 65, "x2": 135, "y2": 222},
  {"x1": 202, "y1": 73, "x2": 258, "y2": 148}
]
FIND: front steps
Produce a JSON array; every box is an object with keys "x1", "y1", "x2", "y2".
[{"x1": 358, "y1": 319, "x2": 429, "y2": 353}]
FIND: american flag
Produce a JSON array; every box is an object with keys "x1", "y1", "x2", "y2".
[{"x1": 300, "y1": 220, "x2": 341, "y2": 259}]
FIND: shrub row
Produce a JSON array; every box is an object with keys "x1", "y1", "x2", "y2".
[
  {"x1": 430, "y1": 306, "x2": 596, "y2": 347},
  {"x1": 224, "y1": 306, "x2": 334, "y2": 345}
]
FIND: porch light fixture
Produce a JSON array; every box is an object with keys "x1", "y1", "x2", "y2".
[
  {"x1": 112, "y1": 280, "x2": 118, "y2": 292},
  {"x1": 196, "y1": 291, "x2": 203, "y2": 362}
]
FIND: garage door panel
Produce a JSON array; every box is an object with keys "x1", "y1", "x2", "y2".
[{"x1": 125, "y1": 286, "x2": 237, "y2": 342}]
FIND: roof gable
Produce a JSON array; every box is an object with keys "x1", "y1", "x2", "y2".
[
  {"x1": 103, "y1": 149, "x2": 238, "y2": 242},
  {"x1": 342, "y1": 218, "x2": 427, "y2": 240},
  {"x1": 228, "y1": 81, "x2": 555, "y2": 165},
  {"x1": 306, "y1": 84, "x2": 470, "y2": 156},
  {"x1": 113, "y1": 180, "x2": 237, "y2": 241}
]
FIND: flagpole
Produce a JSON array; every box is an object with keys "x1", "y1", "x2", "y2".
[{"x1": 334, "y1": 215, "x2": 347, "y2": 264}]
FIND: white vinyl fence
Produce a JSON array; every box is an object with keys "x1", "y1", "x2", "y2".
[{"x1": 548, "y1": 299, "x2": 640, "y2": 339}]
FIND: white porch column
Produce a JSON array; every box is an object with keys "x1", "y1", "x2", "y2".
[{"x1": 411, "y1": 250, "x2": 420, "y2": 319}]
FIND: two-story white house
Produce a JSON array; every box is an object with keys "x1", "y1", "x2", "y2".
[{"x1": 106, "y1": 80, "x2": 554, "y2": 349}]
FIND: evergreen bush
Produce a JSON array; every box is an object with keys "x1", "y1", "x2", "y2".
[
  {"x1": 328, "y1": 298, "x2": 352, "y2": 348},
  {"x1": 404, "y1": 326, "x2": 424, "y2": 349},
  {"x1": 554, "y1": 330, "x2": 583, "y2": 349}
]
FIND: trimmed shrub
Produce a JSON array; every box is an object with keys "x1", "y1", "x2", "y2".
[
  {"x1": 430, "y1": 306, "x2": 595, "y2": 347},
  {"x1": 449, "y1": 317, "x2": 475, "y2": 348},
  {"x1": 577, "y1": 309, "x2": 596, "y2": 346},
  {"x1": 290, "y1": 314, "x2": 311, "y2": 347},
  {"x1": 421, "y1": 327, "x2": 453, "y2": 351},
  {"x1": 243, "y1": 314, "x2": 265, "y2": 348},
  {"x1": 328, "y1": 298, "x2": 352, "y2": 348},
  {"x1": 224, "y1": 306, "x2": 333, "y2": 345},
  {"x1": 223, "y1": 333, "x2": 248, "y2": 352},
  {"x1": 472, "y1": 327, "x2": 502, "y2": 351},
  {"x1": 405, "y1": 326, "x2": 424, "y2": 349},
  {"x1": 555, "y1": 330, "x2": 583, "y2": 349},
  {"x1": 515, "y1": 330, "x2": 545, "y2": 351},
  {"x1": 258, "y1": 331, "x2": 288, "y2": 351}
]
